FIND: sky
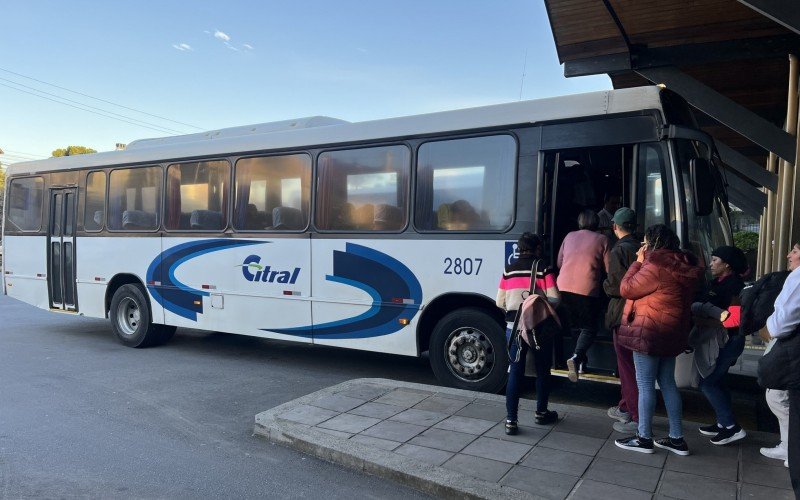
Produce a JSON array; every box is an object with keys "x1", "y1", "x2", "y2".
[{"x1": 0, "y1": 0, "x2": 610, "y2": 165}]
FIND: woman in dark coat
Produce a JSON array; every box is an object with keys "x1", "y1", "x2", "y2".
[{"x1": 615, "y1": 224, "x2": 704, "y2": 456}]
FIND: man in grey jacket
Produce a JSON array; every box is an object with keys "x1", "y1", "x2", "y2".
[{"x1": 602, "y1": 208, "x2": 641, "y2": 433}]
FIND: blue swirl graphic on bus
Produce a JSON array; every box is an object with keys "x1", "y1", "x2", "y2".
[
  {"x1": 264, "y1": 243, "x2": 422, "y2": 339},
  {"x1": 147, "y1": 239, "x2": 264, "y2": 321}
]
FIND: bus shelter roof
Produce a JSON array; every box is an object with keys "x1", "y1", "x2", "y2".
[{"x1": 544, "y1": 0, "x2": 800, "y2": 213}]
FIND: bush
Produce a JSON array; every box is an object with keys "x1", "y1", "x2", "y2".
[{"x1": 733, "y1": 231, "x2": 759, "y2": 253}]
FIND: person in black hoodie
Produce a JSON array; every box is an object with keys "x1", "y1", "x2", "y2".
[
  {"x1": 602, "y1": 208, "x2": 641, "y2": 434},
  {"x1": 695, "y1": 245, "x2": 748, "y2": 445}
]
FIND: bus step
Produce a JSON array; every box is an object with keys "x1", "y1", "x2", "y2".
[{"x1": 550, "y1": 369, "x2": 621, "y2": 385}]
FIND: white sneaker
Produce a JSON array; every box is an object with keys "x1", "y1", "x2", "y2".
[
  {"x1": 607, "y1": 406, "x2": 631, "y2": 423},
  {"x1": 760, "y1": 446, "x2": 788, "y2": 461},
  {"x1": 613, "y1": 420, "x2": 639, "y2": 433}
]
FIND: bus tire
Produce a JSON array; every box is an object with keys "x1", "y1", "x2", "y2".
[
  {"x1": 429, "y1": 308, "x2": 508, "y2": 393},
  {"x1": 110, "y1": 284, "x2": 175, "y2": 348}
]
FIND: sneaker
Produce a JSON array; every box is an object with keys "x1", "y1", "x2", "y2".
[
  {"x1": 615, "y1": 435, "x2": 654, "y2": 454},
  {"x1": 710, "y1": 424, "x2": 746, "y2": 445},
  {"x1": 607, "y1": 406, "x2": 631, "y2": 423},
  {"x1": 535, "y1": 410, "x2": 558, "y2": 425},
  {"x1": 613, "y1": 420, "x2": 639, "y2": 433},
  {"x1": 567, "y1": 354, "x2": 584, "y2": 382},
  {"x1": 698, "y1": 423, "x2": 722, "y2": 436},
  {"x1": 654, "y1": 437, "x2": 691, "y2": 456},
  {"x1": 505, "y1": 419, "x2": 518, "y2": 435},
  {"x1": 760, "y1": 446, "x2": 787, "y2": 461}
]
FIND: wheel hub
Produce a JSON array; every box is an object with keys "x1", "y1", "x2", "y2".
[
  {"x1": 445, "y1": 328, "x2": 494, "y2": 381},
  {"x1": 116, "y1": 297, "x2": 140, "y2": 336}
]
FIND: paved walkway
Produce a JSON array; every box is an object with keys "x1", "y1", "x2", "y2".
[{"x1": 254, "y1": 378, "x2": 792, "y2": 500}]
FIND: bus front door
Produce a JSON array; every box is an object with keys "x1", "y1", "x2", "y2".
[{"x1": 48, "y1": 188, "x2": 77, "y2": 311}]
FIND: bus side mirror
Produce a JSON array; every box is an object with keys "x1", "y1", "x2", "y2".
[{"x1": 690, "y1": 158, "x2": 714, "y2": 216}]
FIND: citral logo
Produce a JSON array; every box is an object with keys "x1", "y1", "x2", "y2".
[{"x1": 240, "y1": 255, "x2": 300, "y2": 284}]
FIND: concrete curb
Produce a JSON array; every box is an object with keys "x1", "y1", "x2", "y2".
[
  {"x1": 255, "y1": 378, "x2": 542, "y2": 499},
  {"x1": 254, "y1": 378, "x2": 779, "y2": 499}
]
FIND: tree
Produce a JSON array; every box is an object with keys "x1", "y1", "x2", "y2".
[{"x1": 52, "y1": 145, "x2": 97, "y2": 157}]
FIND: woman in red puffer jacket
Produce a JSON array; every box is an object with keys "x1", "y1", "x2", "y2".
[{"x1": 615, "y1": 224, "x2": 704, "y2": 457}]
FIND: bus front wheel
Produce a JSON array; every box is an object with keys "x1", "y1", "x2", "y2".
[
  {"x1": 110, "y1": 284, "x2": 176, "y2": 348},
  {"x1": 429, "y1": 308, "x2": 508, "y2": 393}
]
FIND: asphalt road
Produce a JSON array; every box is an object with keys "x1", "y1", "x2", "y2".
[{"x1": 0, "y1": 294, "x2": 435, "y2": 499}]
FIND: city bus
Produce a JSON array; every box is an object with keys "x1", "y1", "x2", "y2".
[{"x1": 1, "y1": 86, "x2": 732, "y2": 393}]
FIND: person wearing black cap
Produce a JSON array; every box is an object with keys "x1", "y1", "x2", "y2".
[{"x1": 693, "y1": 245, "x2": 748, "y2": 445}]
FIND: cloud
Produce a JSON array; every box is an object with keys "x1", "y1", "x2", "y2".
[
  {"x1": 172, "y1": 43, "x2": 193, "y2": 51},
  {"x1": 243, "y1": 43, "x2": 254, "y2": 50},
  {"x1": 357, "y1": 47, "x2": 368, "y2": 54},
  {"x1": 214, "y1": 30, "x2": 231, "y2": 42}
]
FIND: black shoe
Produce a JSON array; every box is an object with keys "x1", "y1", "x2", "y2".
[
  {"x1": 505, "y1": 419, "x2": 518, "y2": 435},
  {"x1": 535, "y1": 410, "x2": 558, "y2": 425},
  {"x1": 699, "y1": 423, "x2": 722, "y2": 436},
  {"x1": 710, "y1": 424, "x2": 746, "y2": 445},
  {"x1": 615, "y1": 434, "x2": 654, "y2": 454},
  {"x1": 654, "y1": 437, "x2": 690, "y2": 456}
]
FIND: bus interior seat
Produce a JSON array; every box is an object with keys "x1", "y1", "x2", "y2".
[
  {"x1": 244, "y1": 203, "x2": 271, "y2": 230},
  {"x1": 122, "y1": 210, "x2": 157, "y2": 230},
  {"x1": 353, "y1": 204, "x2": 374, "y2": 230},
  {"x1": 190, "y1": 210, "x2": 224, "y2": 230},
  {"x1": 374, "y1": 204, "x2": 403, "y2": 230},
  {"x1": 271, "y1": 206, "x2": 304, "y2": 230},
  {"x1": 179, "y1": 212, "x2": 192, "y2": 229}
]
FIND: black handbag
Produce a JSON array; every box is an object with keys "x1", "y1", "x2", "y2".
[{"x1": 758, "y1": 331, "x2": 800, "y2": 390}]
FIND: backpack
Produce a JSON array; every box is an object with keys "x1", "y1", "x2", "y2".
[{"x1": 740, "y1": 271, "x2": 791, "y2": 335}]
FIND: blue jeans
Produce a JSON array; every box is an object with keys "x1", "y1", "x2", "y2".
[
  {"x1": 633, "y1": 351, "x2": 683, "y2": 439},
  {"x1": 506, "y1": 326, "x2": 553, "y2": 420},
  {"x1": 698, "y1": 334, "x2": 745, "y2": 428}
]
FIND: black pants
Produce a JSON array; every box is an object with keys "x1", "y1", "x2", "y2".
[
  {"x1": 560, "y1": 291, "x2": 600, "y2": 357},
  {"x1": 789, "y1": 389, "x2": 800, "y2": 497},
  {"x1": 506, "y1": 331, "x2": 554, "y2": 419}
]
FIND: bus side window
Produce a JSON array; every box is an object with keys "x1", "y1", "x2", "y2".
[
  {"x1": 84, "y1": 171, "x2": 106, "y2": 231},
  {"x1": 165, "y1": 159, "x2": 230, "y2": 231},
  {"x1": 108, "y1": 166, "x2": 162, "y2": 231},
  {"x1": 415, "y1": 135, "x2": 515, "y2": 232},
  {"x1": 234, "y1": 154, "x2": 311, "y2": 231},
  {"x1": 316, "y1": 145, "x2": 410, "y2": 232},
  {"x1": 6, "y1": 176, "x2": 44, "y2": 232}
]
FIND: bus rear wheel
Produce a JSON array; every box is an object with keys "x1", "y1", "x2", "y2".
[
  {"x1": 110, "y1": 284, "x2": 176, "y2": 348},
  {"x1": 429, "y1": 308, "x2": 508, "y2": 393}
]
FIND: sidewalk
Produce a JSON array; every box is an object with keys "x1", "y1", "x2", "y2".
[{"x1": 254, "y1": 378, "x2": 792, "y2": 500}]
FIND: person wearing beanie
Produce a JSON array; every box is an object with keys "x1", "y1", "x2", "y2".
[{"x1": 693, "y1": 245, "x2": 747, "y2": 445}]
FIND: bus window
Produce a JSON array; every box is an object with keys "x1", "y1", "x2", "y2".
[
  {"x1": 6, "y1": 176, "x2": 44, "y2": 232},
  {"x1": 84, "y1": 171, "x2": 106, "y2": 231},
  {"x1": 108, "y1": 166, "x2": 162, "y2": 231},
  {"x1": 415, "y1": 135, "x2": 516, "y2": 231},
  {"x1": 165, "y1": 160, "x2": 230, "y2": 231},
  {"x1": 233, "y1": 153, "x2": 311, "y2": 231},
  {"x1": 637, "y1": 143, "x2": 667, "y2": 230},
  {"x1": 316, "y1": 145, "x2": 410, "y2": 231}
]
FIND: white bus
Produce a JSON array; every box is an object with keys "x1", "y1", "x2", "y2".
[{"x1": 2, "y1": 86, "x2": 731, "y2": 392}]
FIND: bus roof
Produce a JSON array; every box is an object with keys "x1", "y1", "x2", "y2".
[{"x1": 7, "y1": 86, "x2": 665, "y2": 177}]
